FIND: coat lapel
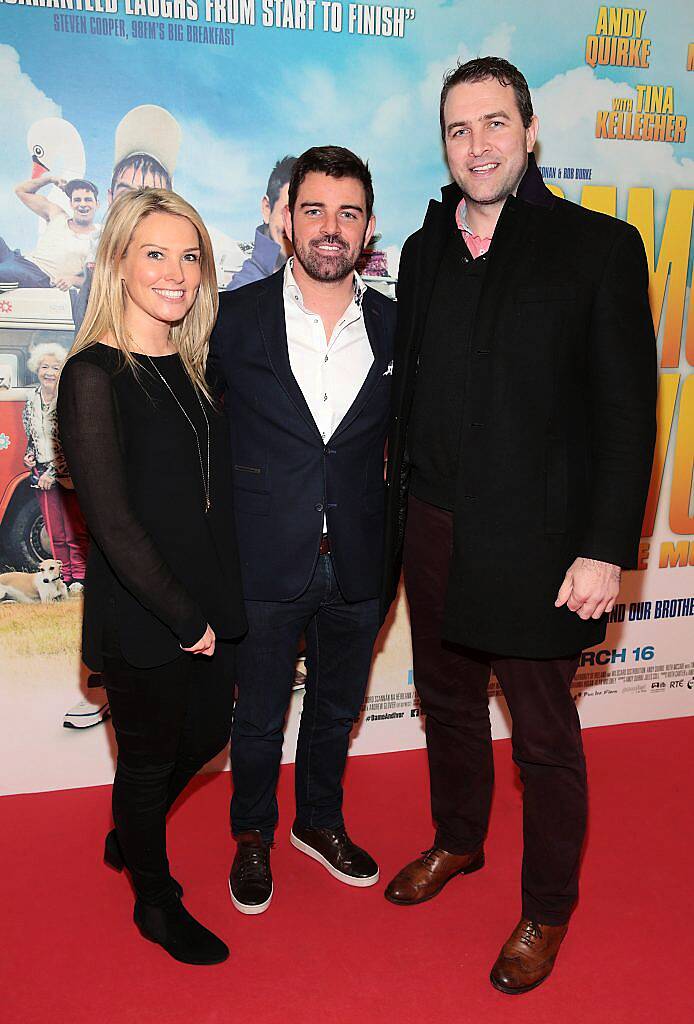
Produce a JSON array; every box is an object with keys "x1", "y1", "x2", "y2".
[
  {"x1": 331, "y1": 290, "x2": 384, "y2": 441},
  {"x1": 405, "y1": 198, "x2": 449, "y2": 358},
  {"x1": 255, "y1": 271, "x2": 322, "y2": 440}
]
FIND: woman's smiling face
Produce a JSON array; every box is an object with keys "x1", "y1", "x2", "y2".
[
  {"x1": 37, "y1": 356, "x2": 62, "y2": 390},
  {"x1": 119, "y1": 211, "x2": 202, "y2": 330}
]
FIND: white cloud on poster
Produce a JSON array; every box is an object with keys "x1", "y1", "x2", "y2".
[
  {"x1": 370, "y1": 94, "x2": 412, "y2": 141},
  {"x1": 533, "y1": 66, "x2": 694, "y2": 223},
  {"x1": 175, "y1": 118, "x2": 257, "y2": 205},
  {"x1": 0, "y1": 46, "x2": 61, "y2": 248},
  {"x1": 276, "y1": 67, "x2": 349, "y2": 143},
  {"x1": 0, "y1": 45, "x2": 59, "y2": 127},
  {"x1": 174, "y1": 117, "x2": 261, "y2": 241},
  {"x1": 480, "y1": 22, "x2": 516, "y2": 59}
]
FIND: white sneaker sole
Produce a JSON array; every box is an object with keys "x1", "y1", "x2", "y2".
[
  {"x1": 228, "y1": 877, "x2": 273, "y2": 915},
  {"x1": 290, "y1": 829, "x2": 379, "y2": 888},
  {"x1": 63, "y1": 704, "x2": 110, "y2": 729}
]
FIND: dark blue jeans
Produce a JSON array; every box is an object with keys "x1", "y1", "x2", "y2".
[
  {"x1": 231, "y1": 554, "x2": 380, "y2": 841},
  {"x1": 0, "y1": 238, "x2": 50, "y2": 287}
]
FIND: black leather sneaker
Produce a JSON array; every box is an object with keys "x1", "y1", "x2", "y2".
[
  {"x1": 290, "y1": 822, "x2": 379, "y2": 887},
  {"x1": 229, "y1": 831, "x2": 273, "y2": 915}
]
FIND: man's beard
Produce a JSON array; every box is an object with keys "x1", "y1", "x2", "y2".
[{"x1": 293, "y1": 234, "x2": 359, "y2": 283}]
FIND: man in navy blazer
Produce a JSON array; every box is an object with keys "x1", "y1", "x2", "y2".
[{"x1": 209, "y1": 147, "x2": 395, "y2": 913}]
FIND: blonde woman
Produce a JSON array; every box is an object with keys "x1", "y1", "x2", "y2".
[
  {"x1": 23, "y1": 342, "x2": 88, "y2": 588},
  {"x1": 58, "y1": 189, "x2": 246, "y2": 965}
]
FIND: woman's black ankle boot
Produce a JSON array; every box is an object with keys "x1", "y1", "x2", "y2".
[
  {"x1": 104, "y1": 829, "x2": 126, "y2": 870},
  {"x1": 104, "y1": 830, "x2": 184, "y2": 898},
  {"x1": 133, "y1": 897, "x2": 229, "y2": 965}
]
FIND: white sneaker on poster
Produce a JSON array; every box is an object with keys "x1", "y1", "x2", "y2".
[
  {"x1": 63, "y1": 692, "x2": 110, "y2": 729},
  {"x1": 293, "y1": 657, "x2": 306, "y2": 692}
]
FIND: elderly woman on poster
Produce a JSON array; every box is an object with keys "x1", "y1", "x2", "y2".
[{"x1": 23, "y1": 342, "x2": 88, "y2": 589}]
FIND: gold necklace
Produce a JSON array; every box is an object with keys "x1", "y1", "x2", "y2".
[{"x1": 145, "y1": 355, "x2": 211, "y2": 513}]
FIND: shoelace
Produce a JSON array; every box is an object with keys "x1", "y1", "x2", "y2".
[
  {"x1": 238, "y1": 845, "x2": 270, "y2": 880},
  {"x1": 519, "y1": 921, "x2": 544, "y2": 946},
  {"x1": 420, "y1": 846, "x2": 440, "y2": 868}
]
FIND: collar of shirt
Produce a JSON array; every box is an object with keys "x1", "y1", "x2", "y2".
[
  {"x1": 284, "y1": 256, "x2": 366, "y2": 317},
  {"x1": 33, "y1": 384, "x2": 57, "y2": 413},
  {"x1": 455, "y1": 198, "x2": 492, "y2": 259}
]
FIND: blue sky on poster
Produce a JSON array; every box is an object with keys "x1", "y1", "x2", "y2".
[{"x1": 1, "y1": 0, "x2": 692, "y2": 256}]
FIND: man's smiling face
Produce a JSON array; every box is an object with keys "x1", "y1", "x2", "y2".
[
  {"x1": 443, "y1": 77, "x2": 538, "y2": 210},
  {"x1": 283, "y1": 171, "x2": 375, "y2": 283},
  {"x1": 70, "y1": 188, "x2": 98, "y2": 226}
]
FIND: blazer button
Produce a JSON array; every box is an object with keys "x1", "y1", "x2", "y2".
[{"x1": 314, "y1": 503, "x2": 324, "y2": 512}]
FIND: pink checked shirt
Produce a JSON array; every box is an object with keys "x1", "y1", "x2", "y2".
[{"x1": 455, "y1": 198, "x2": 492, "y2": 258}]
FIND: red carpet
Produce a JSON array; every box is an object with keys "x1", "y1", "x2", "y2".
[{"x1": 2, "y1": 717, "x2": 692, "y2": 1024}]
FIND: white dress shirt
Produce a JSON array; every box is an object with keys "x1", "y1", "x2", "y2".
[{"x1": 283, "y1": 258, "x2": 374, "y2": 447}]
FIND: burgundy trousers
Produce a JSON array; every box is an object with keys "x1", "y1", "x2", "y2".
[
  {"x1": 403, "y1": 495, "x2": 586, "y2": 925},
  {"x1": 39, "y1": 484, "x2": 88, "y2": 583}
]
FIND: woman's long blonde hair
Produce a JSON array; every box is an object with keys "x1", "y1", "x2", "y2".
[{"x1": 70, "y1": 188, "x2": 218, "y2": 400}]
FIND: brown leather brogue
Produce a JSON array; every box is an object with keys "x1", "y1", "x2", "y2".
[
  {"x1": 384, "y1": 845, "x2": 484, "y2": 905},
  {"x1": 490, "y1": 918, "x2": 569, "y2": 994}
]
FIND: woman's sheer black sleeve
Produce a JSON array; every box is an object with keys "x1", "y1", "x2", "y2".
[{"x1": 57, "y1": 358, "x2": 207, "y2": 647}]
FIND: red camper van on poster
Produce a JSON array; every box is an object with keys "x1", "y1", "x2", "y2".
[{"x1": 0, "y1": 288, "x2": 73, "y2": 569}]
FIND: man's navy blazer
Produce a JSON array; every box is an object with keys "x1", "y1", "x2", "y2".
[{"x1": 209, "y1": 268, "x2": 396, "y2": 602}]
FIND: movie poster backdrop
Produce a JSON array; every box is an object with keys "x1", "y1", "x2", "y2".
[{"x1": 0, "y1": 1, "x2": 691, "y2": 794}]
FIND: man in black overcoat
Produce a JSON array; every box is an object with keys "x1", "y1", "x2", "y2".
[{"x1": 381, "y1": 57, "x2": 656, "y2": 994}]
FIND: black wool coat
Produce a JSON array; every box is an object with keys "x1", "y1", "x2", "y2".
[{"x1": 381, "y1": 155, "x2": 657, "y2": 658}]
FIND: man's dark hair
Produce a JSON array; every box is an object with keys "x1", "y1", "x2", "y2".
[
  {"x1": 266, "y1": 155, "x2": 297, "y2": 210},
  {"x1": 288, "y1": 146, "x2": 374, "y2": 222},
  {"x1": 64, "y1": 178, "x2": 99, "y2": 200},
  {"x1": 110, "y1": 153, "x2": 172, "y2": 194},
  {"x1": 439, "y1": 56, "x2": 534, "y2": 138}
]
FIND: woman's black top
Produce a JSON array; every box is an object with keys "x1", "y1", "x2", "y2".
[{"x1": 58, "y1": 343, "x2": 247, "y2": 670}]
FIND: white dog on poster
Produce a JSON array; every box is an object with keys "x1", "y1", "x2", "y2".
[{"x1": 0, "y1": 559, "x2": 68, "y2": 603}]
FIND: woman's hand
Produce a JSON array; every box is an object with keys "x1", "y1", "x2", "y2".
[
  {"x1": 181, "y1": 624, "x2": 216, "y2": 657},
  {"x1": 37, "y1": 471, "x2": 54, "y2": 490},
  {"x1": 23, "y1": 452, "x2": 36, "y2": 468}
]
